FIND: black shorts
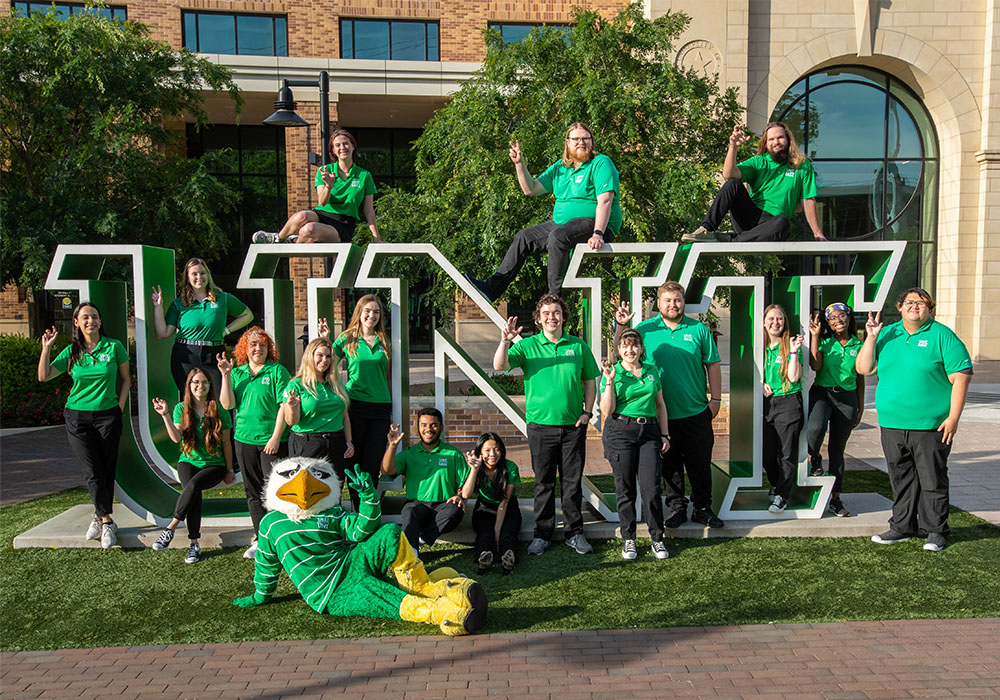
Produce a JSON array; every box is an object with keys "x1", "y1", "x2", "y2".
[{"x1": 313, "y1": 209, "x2": 358, "y2": 242}]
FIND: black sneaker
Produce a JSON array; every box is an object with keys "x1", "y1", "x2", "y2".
[
  {"x1": 872, "y1": 529, "x2": 910, "y2": 544},
  {"x1": 809, "y1": 454, "x2": 824, "y2": 477},
  {"x1": 664, "y1": 509, "x2": 687, "y2": 528},
  {"x1": 151, "y1": 528, "x2": 174, "y2": 550},
  {"x1": 691, "y1": 507, "x2": 724, "y2": 528},
  {"x1": 768, "y1": 495, "x2": 787, "y2": 513},
  {"x1": 829, "y1": 498, "x2": 850, "y2": 517},
  {"x1": 463, "y1": 272, "x2": 497, "y2": 303}
]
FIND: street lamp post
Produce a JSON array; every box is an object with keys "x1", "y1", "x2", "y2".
[{"x1": 263, "y1": 70, "x2": 331, "y2": 167}]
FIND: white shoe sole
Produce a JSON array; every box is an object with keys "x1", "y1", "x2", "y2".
[{"x1": 871, "y1": 535, "x2": 910, "y2": 544}]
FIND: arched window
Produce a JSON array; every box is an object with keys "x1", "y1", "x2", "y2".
[{"x1": 772, "y1": 66, "x2": 939, "y2": 296}]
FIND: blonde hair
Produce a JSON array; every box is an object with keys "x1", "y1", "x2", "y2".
[
  {"x1": 756, "y1": 122, "x2": 806, "y2": 169},
  {"x1": 342, "y1": 294, "x2": 390, "y2": 361},
  {"x1": 297, "y1": 337, "x2": 349, "y2": 408},
  {"x1": 763, "y1": 304, "x2": 793, "y2": 392},
  {"x1": 561, "y1": 122, "x2": 596, "y2": 167}
]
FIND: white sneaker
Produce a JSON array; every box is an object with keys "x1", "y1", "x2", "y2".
[
  {"x1": 85, "y1": 517, "x2": 102, "y2": 541},
  {"x1": 152, "y1": 528, "x2": 174, "y2": 550},
  {"x1": 621, "y1": 539, "x2": 637, "y2": 560},
  {"x1": 681, "y1": 226, "x2": 718, "y2": 242},
  {"x1": 243, "y1": 542, "x2": 258, "y2": 560},
  {"x1": 768, "y1": 495, "x2": 787, "y2": 513},
  {"x1": 100, "y1": 521, "x2": 118, "y2": 549},
  {"x1": 184, "y1": 542, "x2": 201, "y2": 564},
  {"x1": 252, "y1": 230, "x2": 277, "y2": 243},
  {"x1": 651, "y1": 541, "x2": 669, "y2": 560},
  {"x1": 526, "y1": 538, "x2": 549, "y2": 556}
]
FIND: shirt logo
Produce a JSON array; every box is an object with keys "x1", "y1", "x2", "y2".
[
  {"x1": 317, "y1": 516, "x2": 331, "y2": 530},
  {"x1": 209, "y1": 302, "x2": 219, "y2": 309},
  {"x1": 784, "y1": 170, "x2": 794, "y2": 177},
  {"x1": 261, "y1": 377, "x2": 270, "y2": 385},
  {"x1": 575, "y1": 174, "x2": 584, "y2": 183},
  {"x1": 918, "y1": 340, "x2": 929, "y2": 347},
  {"x1": 438, "y1": 458, "x2": 448, "y2": 467},
  {"x1": 98, "y1": 354, "x2": 110, "y2": 362},
  {"x1": 564, "y1": 348, "x2": 576, "y2": 357},
  {"x1": 683, "y1": 334, "x2": 693, "y2": 341},
  {"x1": 849, "y1": 349, "x2": 858, "y2": 357},
  {"x1": 350, "y1": 180, "x2": 361, "y2": 188}
]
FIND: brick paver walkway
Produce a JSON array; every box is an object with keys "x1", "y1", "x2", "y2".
[{"x1": 3, "y1": 618, "x2": 998, "y2": 699}]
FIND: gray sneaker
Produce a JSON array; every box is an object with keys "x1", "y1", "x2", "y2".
[
  {"x1": 923, "y1": 533, "x2": 946, "y2": 552},
  {"x1": 681, "y1": 226, "x2": 718, "y2": 242},
  {"x1": 621, "y1": 539, "x2": 637, "y2": 560},
  {"x1": 85, "y1": 517, "x2": 102, "y2": 541},
  {"x1": 184, "y1": 542, "x2": 201, "y2": 564},
  {"x1": 100, "y1": 521, "x2": 117, "y2": 549},
  {"x1": 526, "y1": 538, "x2": 550, "y2": 556},
  {"x1": 650, "y1": 541, "x2": 669, "y2": 560},
  {"x1": 565, "y1": 533, "x2": 593, "y2": 555},
  {"x1": 252, "y1": 230, "x2": 277, "y2": 243},
  {"x1": 872, "y1": 529, "x2": 910, "y2": 545}
]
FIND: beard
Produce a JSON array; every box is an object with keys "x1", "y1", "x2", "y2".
[
  {"x1": 770, "y1": 147, "x2": 789, "y2": 163},
  {"x1": 568, "y1": 146, "x2": 593, "y2": 165}
]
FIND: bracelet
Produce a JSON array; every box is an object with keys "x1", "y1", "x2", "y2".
[
  {"x1": 582, "y1": 410, "x2": 593, "y2": 418},
  {"x1": 593, "y1": 229, "x2": 604, "y2": 238},
  {"x1": 709, "y1": 398, "x2": 721, "y2": 402},
  {"x1": 662, "y1": 434, "x2": 670, "y2": 439}
]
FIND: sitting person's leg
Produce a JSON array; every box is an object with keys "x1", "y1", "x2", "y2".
[
  {"x1": 400, "y1": 500, "x2": 434, "y2": 550},
  {"x1": 685, "y1": 179, "x2": 764, "y2": 241},
  {"x1": 546, "y1": 217, "x2": 599, "y2": 296},
  {"x1": 465, "y1": 220, "x2": 556, "y2": 301},
  {"x1": 733, "y1": 212, "x2": 790, "y2": 242},
  {"x1": 420, "y1": 501, "x2": 464, "y2": 545}
]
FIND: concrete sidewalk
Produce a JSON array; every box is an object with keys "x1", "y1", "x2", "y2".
[{"x1": 3, "y1": 618, "x2": 998, "y2": 699}]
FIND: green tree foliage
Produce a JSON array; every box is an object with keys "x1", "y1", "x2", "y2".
[
  {"x1": 376, "y1": 3, "x2": 746, "y2": 317},
  {"x1": 0, "y1": 6, "x2": 244, "y2": 293}
]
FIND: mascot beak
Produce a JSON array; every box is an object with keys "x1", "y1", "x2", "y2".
[{"x1": 276, "y1": 469, "x2": 331, "y2": 511}]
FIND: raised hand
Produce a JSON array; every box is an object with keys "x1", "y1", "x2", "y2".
[
  {"x1": 151, "y1": 397, "x2": 169, "y2": 416},
  {"x1": 808, "y1": 314, "x2": 822, "y2": 337},
  {"x1": 284, "y1": 388, "x2": 300, "y2": 411},
  {"x1": 319, "y1": 166, "x2": 337, "y2": 187},
  {"x1": 344, "y1": 466, "x2": 376, "y2": 497},
  {"x1": 387, "y1": 424, "x2": 405, "y2": 448},
  {"x1": 151, "y1": 285, "x2": 163, "y2": 307},
  {"x1": 730, "y1": 124, "x2": 749, "y2": 148},
  {"x1": 790, "y1": 334, "x2": 803, "y2": 353},
  {"x1": 317, "y1": 317, "x2": 330, "y2": 339},
  {"x1": 509, "y1": 140, "x2": 523, "y2": 164},
  {"x1": 614, "y1": 301, "x2": 634, "y2": 327},
  {"x1": 865, "y1": 311, "x2": 884, "y2": 339},
  {"x1": 216, "y1": 352, "x2": 233, "y2": 375},
  {"x1": 500, "y1": 316, "x2": 522, "y2": 343},
  {"x1": 600, "y1": 360, "x2": 616, "y2": 382},
  {"x1": 41, "y1": 327, "x2": 58, "y2": 349},
  {"x1": 465, "y1": 449, "x2": 483, "y2": 470}
]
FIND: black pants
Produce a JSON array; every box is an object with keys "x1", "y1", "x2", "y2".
[
  {"x1": 289, "y1": 431, "x2": 348, "y2": 497},
  {"x1": 662, "y1": 408, "x2": 715, "y2": 513},
  {"x1": 489, "y1": 218, "x2": 612, "y2": 297},
  {"x1": 314, "y1": 209, "x2": 357, "y2": 243},
  {"x1": 526, "y1": 422, "x2": 587, "y2": 540},
  {"x1": 346, "y1": 400, "x2": 391, "y2": 511},
  {"x1": 806, "y1": 385, "x2": 858, "y2": 492},
  {"x1": 174, "y1": 462, "x2": 227, "y2": 540},
  {"x1": 471, "y1": 496, "x2": 522, "y2": 559},
  {"x1": 235, "y1": 440, "x2": 288, "y2": 536},
  {"x1": 170, "y1": 343, "x2": 224, "y2": 398},
  {"x1": 603, "y1": 415, "x2": 664, "y2": 541},
  {"x1": 880, "y1": 428, "x2": 951, "y2": 536},
  {"x1": 401, "y1": 500, "x2": 465, "y2": 549},
  {"x1": 763, "y1": 393, "x2": 803, "y2": 500},
  {"x1": 702, "y1": 179, "x2": 791, "y2": 242},
  {"x1": 64, "y1": 406, "x2": 122, "y2": 518}
]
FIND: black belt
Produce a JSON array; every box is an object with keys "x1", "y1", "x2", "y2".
[
  {"x1": 611, "y1": 413, "x2": 652, "y2": 425},
  {"x1": 296, "y1": 430, "x2": 344, "y2": 440}
]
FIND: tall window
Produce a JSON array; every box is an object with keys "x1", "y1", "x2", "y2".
[
  {"x1": 340, "y1": 19, "x2": 439, "y2": 61},
  {"x1": 487, "y1": 22, "x2": 570, "y2": 44},
  {"x1": 186, "y1": 125, "x2": 286, "y2": 281},
  {"x1": 345, "y1": 127, "x2": 421, "y2": 191},
  {"x1": 11, "y1": 2, "x2": 126, "y2": 19},
  {"x1": 182, "y1": 11, "x2": 287, "y2": 56},
  {"x1": 771, "y1": 66, "x2": 939, "y2": 299}
]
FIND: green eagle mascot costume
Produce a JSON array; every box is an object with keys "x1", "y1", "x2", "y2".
[{"x1": 233, "y1": 456, "x2": 487, "y2": 635}]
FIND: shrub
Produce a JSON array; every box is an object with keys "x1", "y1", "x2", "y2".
[
  {"x1": 1, "y1": 333, "x2": 70, "y2": 428},
  {"x1": 461, "y1": 373, "x2": 525, "y2": 397}
]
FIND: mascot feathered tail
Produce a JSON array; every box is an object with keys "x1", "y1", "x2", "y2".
[{"x1": 233, "y1": 457, "x2": 487, "y2": 635}]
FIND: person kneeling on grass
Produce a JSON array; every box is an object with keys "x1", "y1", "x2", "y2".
[
  {"x1": 232, "y1": 457, "x2": 487, "y2": 636},
  {"x1": 460, "y1": 433, "x2": 522, "y2": 575},
  {"x1": 150, "y1": 368, "x2": 235, "y2": 564}
]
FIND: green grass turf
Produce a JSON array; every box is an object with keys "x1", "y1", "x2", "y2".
[{"x1": 2, "y1": 470, "x2": 998, "y2": 651}]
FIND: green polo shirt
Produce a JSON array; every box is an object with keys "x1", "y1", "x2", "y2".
[
  {"x1": 634, "y1": 315, "x2": 720, "y2": 420},
  {"x1": 507, "y1": 332, "x2": 600, "y2": 426},
  {"x1": 815, "y1": 335, "x2": 863, "y2": 391},
  {"x1": 172, "y1": 403, "x2": 231, "y2": 468},
  {"x1": 332, "y1": 332, "x2": 391, "y2": 404},
  {"x1": 874, "y1": 319, "x2": 972, "y2": 430},
  {"x1": 283, "y1": 378, "x2": 345, "y2": 434},
  {"x1": 314, "y1": 163, "x2": 377, "y2": 221},
  {"x1": 764, "y1": 344, "x2": 803, "y2": 397},
  {"x1": 164, "y1": 292, "x2": 249, "y2": 344},
  {"x1": 601, "y1": 361, "x2": 662, "y2": 419},
  {"x1": 737, "y1": 154, "x2": 818, "y2": 219},
  {"x1": 394, "y1": 441, "x2": 468, "y2": 502},
  {"x1": 476, "y1": 459, "x2": 521, "y2": 505},
  {"x1": 230, "y1": 361, "x2": 291, "y2": 445},
  {"x1": 536, "y1": 153, "x2": 622, "y2": 235},
  {"x1": 51, "y1": 337, "x2": 129, "y2": 412}
]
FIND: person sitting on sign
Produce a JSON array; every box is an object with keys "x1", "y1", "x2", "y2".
[
  {"x1": 683, "y1": 122, "x2": 827, "y2": 243},
  {"x1": 253, "y1": 129, "x2": 380, "y2": 244}
]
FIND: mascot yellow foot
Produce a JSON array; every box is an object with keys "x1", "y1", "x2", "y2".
[
  {"x1": 398, "y1": 586, "x2": 488, "y2": 636},
  {"x1": 392, "y1": 538, "x2": 464, "y2": 598}
]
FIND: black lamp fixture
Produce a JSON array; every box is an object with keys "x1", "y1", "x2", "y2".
[{"x1": 263, "y1": 70, "x2": 331, "y2": 166}]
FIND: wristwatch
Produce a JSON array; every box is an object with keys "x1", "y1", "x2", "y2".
[{"x1": 592, "y1": 229, "x2": 604, "y2": 238}]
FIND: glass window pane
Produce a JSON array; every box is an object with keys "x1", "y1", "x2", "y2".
[
  {"x1": 888, "y1": 90, "x2": 933, "y2": 158},
  {"x1": 274, "y1": 17, "x2": 287, "y2": 56},
  {"x1": 13, "y1": 3, "x2": 28, "y2": 16},
  {"x1": 197, "y1": 14, "x2": 236, "y2": 55},
  {"x1": 240, "y1": 127, "x2": 281, "y2": 173},
  {"x1": 502, "y1": 25, "x2": 534, "y2": 44},
  {"x1": 353, "y1": 20, "x2": 389, "y2": 60},
  {"x1": 183, "y1": 13, "x2": 197, "y2": 51},
  {"x1": 427, "y1": 23, "x2": 439, "y2": 61},
  {"x1": 390, "y1": 22, "x2": 427, "y2": 61},
  {"x1": 813, "y1": 160, "x2": 882, "y2": 239},
  {"x1": 113, "y1": 8, "x2": 126, "y2": 20},
  {"x1": 879, "y1": 160, "x2": 923, "y2": 239},
  {"x1": 808, "y1": 67, "x2": 886, "y2": 90},
  {"x1": 806, "y1": 83, "x2": 886, "y2": 159},
  {"x1": 237, "y1": 15, "x2": 274, "y2": 56},
  {"x1": 341, "y1": 20, "x2": 354, "y2": 59},
  {"x1": 31, "y1": 3, "x2": 68, "y2": 19}
]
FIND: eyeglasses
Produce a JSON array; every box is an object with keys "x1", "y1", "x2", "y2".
[
  {"x1": 190, "y1": 380, "x2": 211, "y2": 386},
  {"x1": 901, "y1": 300, "x2": 929, "y2": 309},
  {"x1": 567, "y1": 136, "x2": 592, "y2": 143}
]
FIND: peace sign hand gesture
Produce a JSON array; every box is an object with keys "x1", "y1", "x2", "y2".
[
  {"x1": 730, "y1": 124, "x2": 749, "y2": 148},
  {"x1": 509, "y1": 140, "x2": 523, "y2": 164},
  {"x1": 387, "y1": 424, "x2": 405, "y2": 448},
  {"x1": 500, "y1": 316, "x2": 522, "y2": 343},
  {"x1": 284, "y1": 388, "x2": 300, "y2": 411},
  {"x1": 790, "y1": 334, "x2": 804, "y2": 353},
  {"x1": 41, "y1": 327, "x2": 58, "y2": 349},
  {"x1": 865, "y1": 311, "x2": 884, "y2": 339},
  {"x1": 614, "y1": 301, "x2": 634, "y2": 327},
  {"x1": 808, "y1": 314, "x2": 822, "y2": 338},
  {"x1": 600, "y1": 359, "x2": 616, "y2": 381},
  {"x1": 216, "y1": 353, "x2": 233, "y2": 375}
]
